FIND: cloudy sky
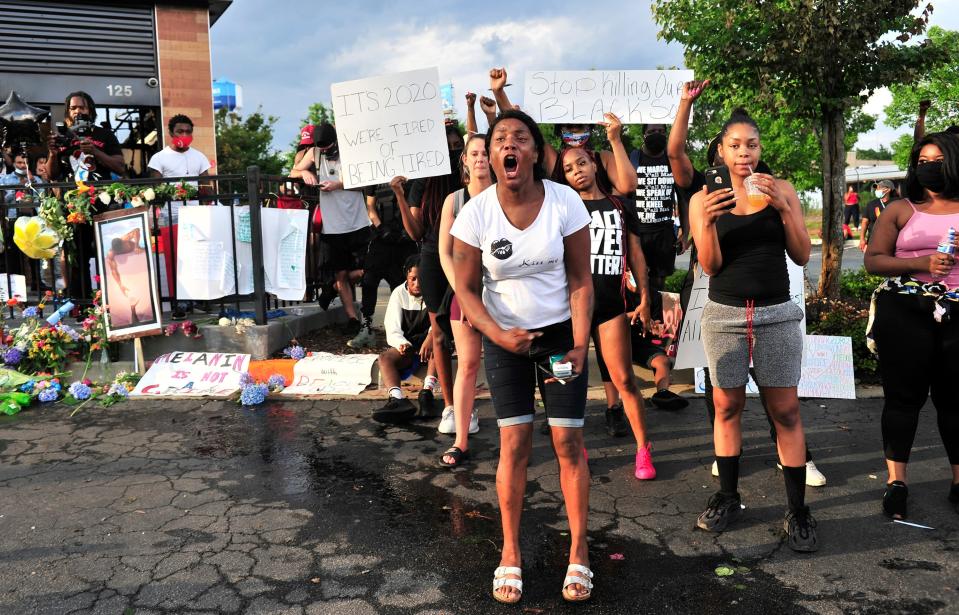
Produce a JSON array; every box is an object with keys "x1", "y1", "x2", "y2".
[{"x1": 210, "y1": 1, "x2": 958, "y2": 154}]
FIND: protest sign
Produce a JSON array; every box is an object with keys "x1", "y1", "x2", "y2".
[
  {"x1": 693, "y1": 335, "x2": 855, "y2": 399},
  {"x1": 0, "y1": 274, "x2": 27, "y2": 304},
  {"x1": 331, "y1": 67, "x2": 451, "y2": 189},
  {"x1": 674, "y1": 257, "x2": 805, "y2": 370},
  {"x1": 131, "y1": 351, "x2": 251, "y2": 397},
  {"x1": 281, "y1": 352, "x2": 379, "y2": 396},
  {"x1": 262, "y1": 208, "x2": 309, "y2": 301},
  {"x1": 524, "y1": 70, "x2": 693, "y2": 124},
  {"x1": 177, "y1": 207, "x2": 253, "y2": 301}
]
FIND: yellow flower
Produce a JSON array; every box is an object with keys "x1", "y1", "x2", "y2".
[{"x1": 14, "y1": 217, "x2": 60, "y2": 260}]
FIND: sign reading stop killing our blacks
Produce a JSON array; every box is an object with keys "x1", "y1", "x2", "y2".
[
  {"x1": 524, "y1": 69, "x2": 694, "y2": 124},
  {"x1": 331, "y1": 67, "x2": 451, "y2": 189}
]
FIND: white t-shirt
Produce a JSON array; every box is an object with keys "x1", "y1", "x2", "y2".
[
  {"x1": 316, "y1": 154, "x2": 370, "y2": 235},
  {"x1": 450, "y1": 180, "x2": 590, "y2": 330},
  {"x1": 147, "y1": 147, "x2": 212, "y2": 222}
]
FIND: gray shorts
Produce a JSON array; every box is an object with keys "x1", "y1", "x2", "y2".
[{"x1": 701, "y1": 299, "x2": 804, "y2": 389}]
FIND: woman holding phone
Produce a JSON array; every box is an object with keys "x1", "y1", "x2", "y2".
[
  {"x1": 451, "y1": 110, "x2": 595, "y2": 603},
  {"x1": 688, "y1": 109, "x2": 818, "y2": 552}
]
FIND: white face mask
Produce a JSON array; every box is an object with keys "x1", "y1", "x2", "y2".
[
  {"x1": 13, "y1": 167, "x2": 26, "y2": 176},
  {"x1": 874, "y1": 189, "x2": 887, "y2": 199}
]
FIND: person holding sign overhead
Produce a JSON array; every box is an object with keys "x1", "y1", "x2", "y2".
[
  {"x1": 451, "y1": 110, "x2": 594, "y2": 603},
  {"x1": 688, "y1": 109, "x2": 818, "y2": 552},
  {"x1": 294, "y1": 123, "x2": 372, "y2": 336}
]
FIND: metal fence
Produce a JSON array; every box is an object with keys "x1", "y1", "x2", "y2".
[{"x1": 1, "y1": 166, "x2": 319, "y2": 325}]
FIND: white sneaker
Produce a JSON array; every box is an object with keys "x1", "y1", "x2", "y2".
[
  {"x1": 437, "y1": 406, "x2": 456, "y2": 434},
  {"x1": 775, "y1": 461, "x2": 827, "y2": 487},
  {"x1": 328, "y1": 297, "x2": 343, "y2": 309},
  {"x1": 346, "y1": 326, "x2": 375, "y2": 349},
  {"x1": 711, "y1": 460, "x2": 719, "y2": 477},
  {"x1": 468, "y1": 409, "x2": 479, "y2": 434}
]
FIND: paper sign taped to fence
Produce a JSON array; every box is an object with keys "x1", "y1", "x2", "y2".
[
  {"x1": 331, "y1": 67, "x2": 451, "y2": 188},
  {"x1": 131, "y1": 351, "x2": 251, "y2": 397},
  {"x1": 693, "y1": 336, "x2": 854, "y2": 399},
  {"x1": 177, "y1": 207, "x2": 254, "y2": 300},
  {"x1": 0, "y1": 274, "x2": 27, "y2": 304},
  {"x1": 281, "y1": 352, "x2": 379, "y2": 395},
  {"x1": 524, "y1": 70, "x2": 694, "y2": 124},
  {"x1": 674, "y1": 257, "x2": 805, "y2": 370}
]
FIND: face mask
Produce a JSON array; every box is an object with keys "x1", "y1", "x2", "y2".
[
  {"x1": 448, "y1": 147, "x2": 463, "y2": 166},
  {"x1": 916, "y1": 160, "x2": 946, "y2": 193},
  {"x1": 172, "y1": 135, "x2": 193, "y2": 150},
  {"x1": 318, "y1": 143, "x2": 338, "y2": 160},
  {"x1": 561, "y1": 130, "x2": 590, "y2": 147},
  {"x1": 13, "y1": 167, "x2": 26, "y2": 176},
  {"x1": 644, "y1": 132, "x2": 667, "y2": 154},
  {"x1": 874, "y1": 189, "x2": 886, "y2": 199}
]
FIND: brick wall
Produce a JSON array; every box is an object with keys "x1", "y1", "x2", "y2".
[{"x1": 155, "y1": 5, "x2": 217, "y2": 168}]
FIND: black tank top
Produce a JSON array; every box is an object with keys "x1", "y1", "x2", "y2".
[{"x1": 708, "y1": 206, "x2": 789, "y2": 307}]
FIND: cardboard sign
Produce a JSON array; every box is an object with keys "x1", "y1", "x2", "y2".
[
  {"x1": 524, "y1": 69, "x2": 694, "y2": 124},
  {"x1": 674, "y1": 258, "x2": 805, "y2": 370},
  {"x1": 331, "y1": 67, "x2": 451, "y2": 189},
  {"x1": 281, "y1": 352, "x2": 379, "y2": 396},
  {"x1": 0, "y1": 274, "x2": 27, "y2": 304},
  {"x1": 693, "y1": 335, "x2": 855, "y2": 399},
  {"x1": 131, "y1": 351, "x2": 251, "y2": 397}
]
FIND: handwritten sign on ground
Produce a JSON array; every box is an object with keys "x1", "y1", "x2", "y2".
[
  {"x1": 524, "y1": 70, "x2": 693, "y2": 124},
  {"x1": 331, "y1": 67, "x2": 450, "y2": 189},
  {"x1": 693, "y1": 336, "x2": 854, "y2": 399},
  {"x1": 0, "y1": 274, "x2": 27, "y2": 304},
  {"x1": 281, "y1": 352, "x2": 379, "y2": 396},
  {"x1": 131, "y1": 351, "x2": 251, "y2": 397},
  {"x1": 674, "y1": 257, "x2": 805, "y2": 370}
]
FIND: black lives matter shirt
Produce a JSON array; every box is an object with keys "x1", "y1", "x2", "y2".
[
  {"x1": 631, "y1": 150, "x2": 676, "y2": 227},
  {"x1": 586, "y1": 197, "x2": 641, "y2": 314}
]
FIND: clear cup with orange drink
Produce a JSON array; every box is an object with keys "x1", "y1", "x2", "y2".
[{"x1": 743, "y1": 172, "x2": 768, "y2": 207}]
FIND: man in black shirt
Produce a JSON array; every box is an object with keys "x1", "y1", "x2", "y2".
[
  {"x1": 630, "y1": 124, "x2": 678, "y2": 297},
  {"x1": 858, "y1": 179, "x2": 895, "y2": 252},
  {"x1": 47, "y1": 91, "x2": 125, "y2": 182}
]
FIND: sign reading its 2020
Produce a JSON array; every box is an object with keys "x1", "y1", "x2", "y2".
[{"x1": 331, "y1": 67, "x2": 451, "y2": 189}]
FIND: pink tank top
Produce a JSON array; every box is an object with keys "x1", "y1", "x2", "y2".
[{"x1": 895, "y1": 200, "x2": 959, "y2": 286}]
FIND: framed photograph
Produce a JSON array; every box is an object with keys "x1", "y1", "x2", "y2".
[{"x1": 93, "y1": 207, "x2": 162, "y2": 340}]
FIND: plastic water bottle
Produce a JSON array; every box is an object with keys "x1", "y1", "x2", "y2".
[{"x1": 937, "y1": 227, "x2": 956, "y2": 256}]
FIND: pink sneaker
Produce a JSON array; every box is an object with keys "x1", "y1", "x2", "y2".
[{"x1": 634, "y1": 442, "x2": 656, "y2": 480}]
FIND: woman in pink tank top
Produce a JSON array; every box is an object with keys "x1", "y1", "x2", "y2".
[{"x1": 864, "y1": 131, "x2": 959, "y2": 521}]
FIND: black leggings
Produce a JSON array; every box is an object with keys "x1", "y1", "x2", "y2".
[
  {"x1": 361, "y1": 239, "x2": 416, "y2": 319},
  {"x1": 873, "y1": 291, "x2": 959, "y2": 464}
]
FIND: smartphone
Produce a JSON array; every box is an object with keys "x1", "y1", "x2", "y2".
[{"x1": 705, "y1": 165, "x2": 736, "y2": 210}]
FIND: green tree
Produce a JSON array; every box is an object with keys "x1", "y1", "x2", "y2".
[
  {"x1": 855, "y1": 145, "x2": 894, "y2": 160},
  {"x1": 890, "y1": 132, "x2": 915, "y2": 169},
  {"x1": 883, "y1": 27, "x2": 959, "y2": 133},
  {"x1": 652, "y1": 0, "x2": 946, "y2": 298},
  {"x1": 284, "y1": 102, "x2": 336, "y2": 170},
  {"x1": 215, "y1": 107, "x2": 285, "y2": 175}
]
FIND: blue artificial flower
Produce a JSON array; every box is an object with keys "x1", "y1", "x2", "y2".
[
  {"x1": 19, "y1": 380, "x2": 35, "y2": 393},
  {"x1": 68, "y1": 382, "x2": 92, "y2": 400},
  {"x1": 2, "y1": 347, "x2": 23, "y2": 366},
  {"x1": 267, "y1": 374, "x2": 286, "y2": 391},
  {"x1": 38, "y1": 388, "x2": 58, "y2": 403},
  {"x1": 239, "y1": 383, "x2": 268, "y2": 406},
  {"x1": 239, "y1": 372, "x2": 253, "y2": 387},
  {"x1": 59, "y1": 324, "x2": 81, "y2": 341},
  {"x1": 22, "y1": 307, "x2": 39, "y2": 319},
  {"x1": 284, "y1": 345, "x2": 306, "y2": 360},
  {"x1": 49, "y1": 382, "x2": 62, "y2": 392}
]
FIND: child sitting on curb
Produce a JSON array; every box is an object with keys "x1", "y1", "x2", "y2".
[{"x1": 372, "y1": 255, "x2": 436, "y2": 424}]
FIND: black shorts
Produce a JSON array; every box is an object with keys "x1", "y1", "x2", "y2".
[
  {"x1": 636, "y1": 222, "x2": 677, "y2": 281},
  {"x1": 322, "y1": 227, "x2": 371, "y2": 273},
  {"x1": 418, "y1": 248, "x2": 450, "y2": 314},
  {"x1": 592, "y1": 321, "x2": 666, "y2": 382},
  {"x1": 483, "y1": 319, "x2": 588, "y2": 428}
]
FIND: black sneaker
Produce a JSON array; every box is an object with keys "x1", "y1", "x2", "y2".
[
  {"x1": 171, "y1": 310, "x2": 186, "y2": 321},
  {"x1": 540, "y1": 419, "x2": 551, "y2": 435},
  {"x1": 882, "y1": 481, "x2": 908, "y2": 519},
  {"x1": 650, "y1": 389, "x2": 689, "y2": 410},
  {"x1": 341, "y1": 318, "x2": 362, "y2": 336},
  {"x1": 372, "y1": 398, "x2": 416, "y2": 424},
  {"x1": 417, "y1": 388, "x2": 439, "y2": 418},
  {"x1": 783, "y1": 506, "x2": 819, "y2": 552},
  {"x1": 318, "y1": 284, "x2": 337, "y2": 310},
  {"x1": 605, "y1": 403, "x2": 629, "y2": 437},
  {"x1": 696, "y1": 491, "x2": 743, "y2": 532}
]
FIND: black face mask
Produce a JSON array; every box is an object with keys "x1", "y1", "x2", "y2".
[
  {"x1": 916, "y1": 160, "x2": 946, "y2": 193},
  {"x1": 644, "y1": 132, "x2": 667, "y2": 155},
  {"x1": 317, "y1": 142, "x2": 339, "y2": 160}
]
